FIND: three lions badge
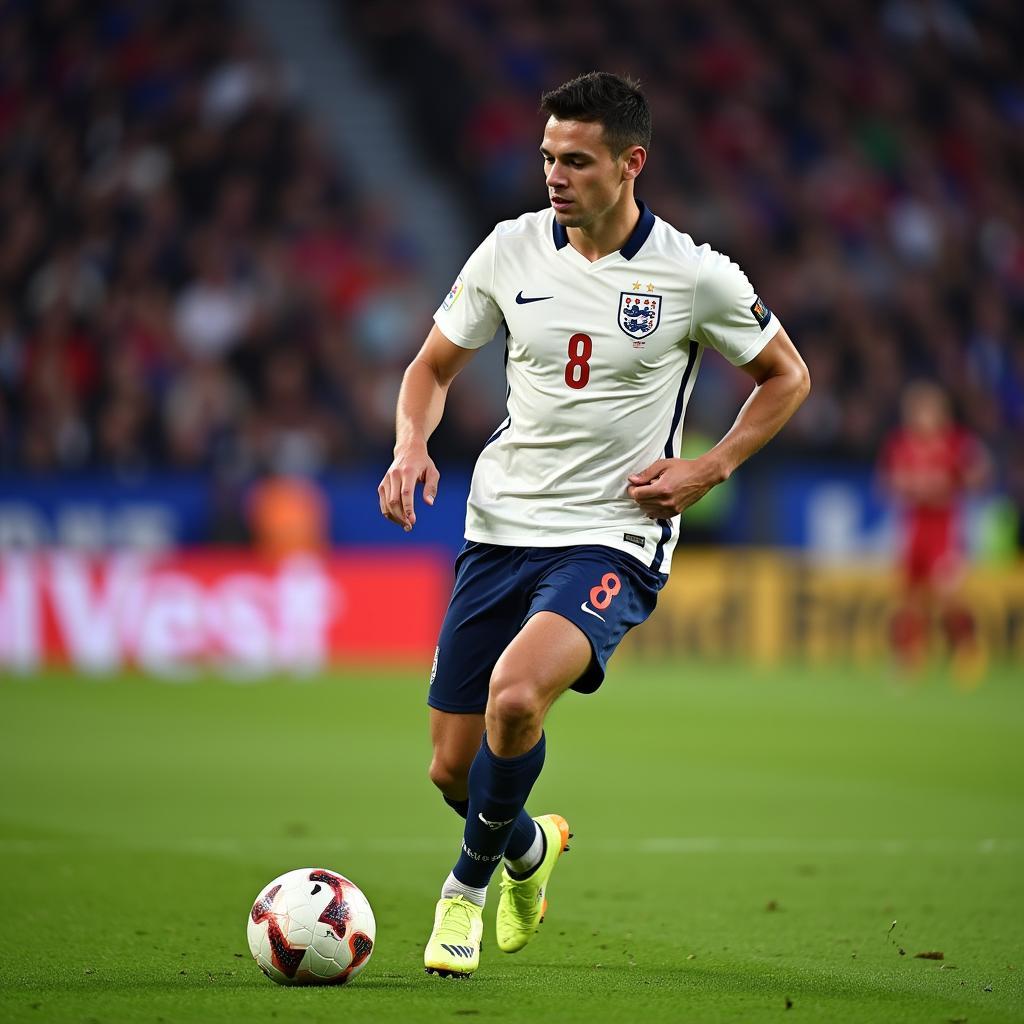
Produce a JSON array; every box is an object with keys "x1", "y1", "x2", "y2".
[{"x1": 618, "y1": 292, "x2": 662, "y2": 348}]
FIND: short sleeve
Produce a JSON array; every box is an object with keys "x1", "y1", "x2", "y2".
[
  {"x1": 433, "y1": 230, "x2": 503, "y2": 349},
  {"x1": 691, "y1": 248, "x2": 780, "y2": 366}
]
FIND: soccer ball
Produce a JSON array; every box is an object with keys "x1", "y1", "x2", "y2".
[{"x1": 247, "y1": 867, "x2": 376, "y2": 985}]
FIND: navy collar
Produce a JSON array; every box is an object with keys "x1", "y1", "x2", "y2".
[{"x1": 551, "y1": 200, "x2": 655, "y2": 261}]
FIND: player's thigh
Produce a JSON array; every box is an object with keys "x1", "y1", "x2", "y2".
[
  {"x1": 429, "y1": 543, "x2": 530, "y2": 715},
  {"x1": 488, "y1": 610, "x2": 593, "y2": 715},
  {"x1": 528, "y1": 545, "x2": 664, "y2": 695}
]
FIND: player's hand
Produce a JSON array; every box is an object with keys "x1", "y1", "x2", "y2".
[
  {"x1": 626, "y1": 457, "x2": 725, "y2": 519},
  {"x1": 378, "y1": 443, "x2": 440, "y2": 532}
]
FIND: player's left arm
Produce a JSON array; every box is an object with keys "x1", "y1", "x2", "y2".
[{"x1": 627, "y1": 327, "x2": 810, "y2": 518}]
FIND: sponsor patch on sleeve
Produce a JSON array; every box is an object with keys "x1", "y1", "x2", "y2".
[
  {"x1": 750, "y1": 296, "x2": 772, "y2": 330},
  {"x1": 442, "y1": 275, "x2": 464, "y2": 311}
]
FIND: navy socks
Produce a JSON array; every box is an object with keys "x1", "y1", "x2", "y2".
[
  {"x1": 443, "y1": 795, "x2": 470, "y2": 817},
  {"x1": 443, "y1": 793, "x2": 538, "y2": 861},
  {"x1": 452, "y1": 732, "x2": 546, "y2": 887},
  {"x1": 504, "y1": 810, "x2": 541, "y2": 862}
]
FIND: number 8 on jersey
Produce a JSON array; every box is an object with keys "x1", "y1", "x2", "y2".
[{"x1": 565, "y1": 333, "x2": 592, "y2": 390}]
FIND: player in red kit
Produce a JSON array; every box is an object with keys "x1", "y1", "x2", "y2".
[{"x1": 878, "y1": 381, "x2": 991, "y2": 675}]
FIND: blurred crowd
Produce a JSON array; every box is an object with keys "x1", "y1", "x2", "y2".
[
  {"x1": 352, "y1": 0, "x2": 1023, "y2": 483},
  {"x1": 0, "y1": 0, "x2": 1021, "y2": 501},
  {"x1": 0, "y1": 0, "x2": 489, "y2": 484}
]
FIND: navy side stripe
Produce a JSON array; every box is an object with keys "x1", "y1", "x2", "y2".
[
  {"x1": 483, "y1": 415, "x2": 510, "y2": 448},
  {"x1": 650, "y1": 341, "x2": 699, "y2": 573},
  {"x1": 664, "y1": 341, "x2": 699, "y2": 461},
  {"x1": 483, "y1": 329, "x2": 512, "y2": 449}
]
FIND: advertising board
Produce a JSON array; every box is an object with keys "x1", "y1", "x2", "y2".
[{"x1": 0, "y1": 551, "x2": 449, "y2": 676}]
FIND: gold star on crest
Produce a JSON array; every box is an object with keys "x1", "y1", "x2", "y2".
[
  {"x1": 632, "y1": 280, "x2": 642, "y2": 290},
  {"x1": 646, "y1": 282, "x2": 655, "y2": 292}
]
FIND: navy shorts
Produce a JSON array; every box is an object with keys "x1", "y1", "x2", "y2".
[{"x1": 428, "y1": 542, "x2": 665, "y2": 714}]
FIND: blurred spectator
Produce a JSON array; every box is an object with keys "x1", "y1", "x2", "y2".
[
  {"x1": 241, "y1": 346, "x2": 344, "y2": 476},
  {"x1": 173, "y1": 231, "x2": 256, "y2": 360},
  {"x1": 94, "y1": 342, "x2": 159, "y2": 473},
  {"x1": 163, "y1": 356, "x2": 246, "y2": 469}
]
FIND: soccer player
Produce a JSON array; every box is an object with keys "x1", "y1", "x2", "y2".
[
  {"x1": 878, "y1": 380, "x2": 991, "y2": 675},
  {"x1": 377, "y1": 72, "x2": 810, "y2": 977}
]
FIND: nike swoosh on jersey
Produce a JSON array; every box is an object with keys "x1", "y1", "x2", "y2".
[
  {"x1": 580, "y1": 602, "x2": 606, "y2": 622},
  {"x1": 515, "y1": 291, "x2": 554, "y2": 304}
]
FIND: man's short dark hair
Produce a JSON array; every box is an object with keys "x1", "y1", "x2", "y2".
[{"x1": 540, "y1": 72, "x2": 651, "y2": 155}]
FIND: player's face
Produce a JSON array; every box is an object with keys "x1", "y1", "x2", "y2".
[
  {"x1": 541, "y1": 118, "x2": 634, "y2": 228},
  {"x1": 902, "y1": 383, "x2": 950, "y2": 435}
]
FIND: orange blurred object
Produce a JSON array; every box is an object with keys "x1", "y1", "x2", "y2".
[{"x1": 248, "y1": 475, "x2": 329, "y2": 556}]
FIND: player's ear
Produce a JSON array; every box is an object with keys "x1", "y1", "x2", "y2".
[{"x1": 621, "y1": 146, "x2": 646, "y2": 181}]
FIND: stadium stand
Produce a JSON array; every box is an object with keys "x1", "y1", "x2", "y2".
[
  {"x1": 0, "y1": 0, "x2": 1021, "y2": 542},
  {"x1": 0, "y1": 0, "x2": 486, "y2": 485}
]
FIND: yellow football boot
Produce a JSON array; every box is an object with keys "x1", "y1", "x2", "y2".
[
  {"x1": 496, "y1": 814, "x2": 571, "y2": 953},
  {"x1": 423, "y1": 894, "x2": 484, "y2": 977}
]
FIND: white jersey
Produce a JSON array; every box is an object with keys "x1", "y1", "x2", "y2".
[{"x1": 433, "y1": 203, "x2": 780, "y2": 574}]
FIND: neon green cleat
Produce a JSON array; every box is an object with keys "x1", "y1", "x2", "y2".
[
  {"x1": 496, "y1": 813, "x2": 571, "y2": 953},
  {"x1": 423, "y1": 895, "x2": 484, "y2": 977}
]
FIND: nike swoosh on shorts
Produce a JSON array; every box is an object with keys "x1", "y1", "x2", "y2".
[{"x1": 580, "y1": 602, "x2": 605, "y2": 622}]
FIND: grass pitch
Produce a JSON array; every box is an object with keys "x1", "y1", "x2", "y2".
[{"x1": 1, "y1": 660, "x2": 1022, "y2": 1023}]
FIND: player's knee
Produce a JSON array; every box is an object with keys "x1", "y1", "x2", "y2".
[{"x1": 486, "y1": 676, "x2": 543, "y2": 731}]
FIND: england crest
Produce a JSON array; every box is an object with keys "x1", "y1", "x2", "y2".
[{"x1": 618, "y1": 291, "x2": 662, "y2": 340}]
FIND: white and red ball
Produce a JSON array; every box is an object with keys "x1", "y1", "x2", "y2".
[{"x1": 246, "y1": 867, "x2": 375, "y2": 985}]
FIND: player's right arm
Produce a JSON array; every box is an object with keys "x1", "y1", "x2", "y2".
[{"x1": 378, "y1": 324, "x2": 478, "y2": 531}]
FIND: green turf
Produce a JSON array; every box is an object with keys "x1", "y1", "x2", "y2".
[{"x1": 1, "y1": 661, "x2": 1022, "y2": 1023}]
